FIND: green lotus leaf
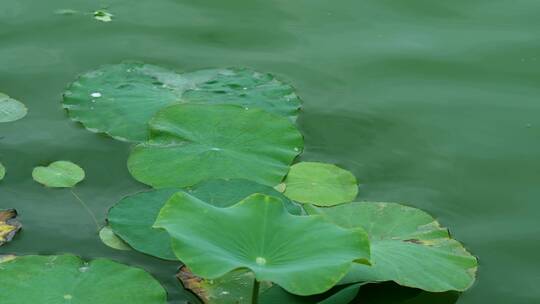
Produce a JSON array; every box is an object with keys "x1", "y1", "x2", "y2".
[
  {"x1": 0, "y1": 255, "x2": 167, "y2": 304},
  {"x1": 94, "y1": 10, "x2": 113, "y2": 22},
  {"x1": 154, "y1": 192, "x2": 370, "y2": 296},
  {"x1": 128, "y1": 104, "x2": 303, "y2": 188},
  {"x1": 177, "y1": 266, "x2": 272, "y2": 304},
  {"x1": 284, "y1": 162, "x2": 358, "y2": 206},
  {"x1": 63, "y1": 63, "x2": 301, "y2": 142},
  {"x1": 108, "y1": 179, "x2": 302, "y2": 260},
  {"x1": 0, "y1": 209, "x2": 21, "y2": 247},
  {"x1": 0, "y1": 92, "x2": 27, "y2": 123},
  {"x1": 0, "y1": 162, "x2": 5, "y2": 181},
  {"x1": 32, "y1": 161, "x2": 85, "y2": 188},
  {"x1": 305, "y1": 202, "x2": 478, "y2": 292},
  {"x1": 99, "y1": 225, "x2": 131, "y2": 251}
]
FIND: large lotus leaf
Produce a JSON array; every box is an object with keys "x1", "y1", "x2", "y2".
[
  {"x1": 0, "y1": 255, "x2": 167, "y2": 304},
  {"x1": 154, "y1": 192, "x2": 370, "y2": 296},
  {"x1": 0, "y1": 209, "x2": 21, "y2": 246},
  {"x1": 32, "y1": 161, "x2": 85, "y2": 188},
  {"x1": 63, "y1": 63, "x2": 301, "y2": 142},
  {"x1": 177, "y1": 267, "x2": 272, "y2": 304},
  {"x1": 284, "y1": 162, "x2": 358, "y2": 206},
  {"x1": 108, "y1": 179, "x2": 303, "y2": 260},
  {"x1": 0, "y1": 93, "x2": 27, "y2": 123},
  {"x1": 128, "y1": 104, "x2": 303, "y2": 188},
  {"x1": 0, "y1": 162, "x2": 5, "y2": 181},
  {"x1": 305, "y1": 202, "x2": 478, "y2": 292}
]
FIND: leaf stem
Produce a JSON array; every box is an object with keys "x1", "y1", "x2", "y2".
[
  {"x1": 251, "y1": 279, "x2": 260, "y2": 304},
  {"x1": 70, "y1": 189, "x2": 100, "y2": 231}
]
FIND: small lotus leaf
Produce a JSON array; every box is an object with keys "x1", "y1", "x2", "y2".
[
  {"x1": 305, "y1": 202, "x2": 478, "y2": 292},
  {"x1": 154, "y1": 192, "x2": 370, "y2": 296},
  {"x1": 108, "y1": 179, "x2": 302, "y2": 260},
  {"x1": 0, "y1": 255, "x2": 167, "y2": 304},
  {"x1": 128, "y1": 104, "x2": 303, "y2": 188},
  {"x1": 99, "y1": 225, "x2": 131, "y2": 251},
  {"x1": 63, "y1": 63, "x2": 301, "y2": 142},
  {"x1": 177, "y1": 267, "x2": 271, "y2": 304},
  {"x1": 32, "y1": 161, "x2": 85, "y2": 188},
  {"x1": 0, "y1": 209, "x2": 21, "y2": 246},
  {"x1": 0, "y1": 93, "x2": 27, "y2": 123},
  {"x1": 94, "y1": 10, "x2": 113, "y2": 22},
  {"x1": 0, "y1": 163, "x2": 5, "y2": 181},
  {"x1": 284, "y1": 162, "x2": 358, "y2": 206}
]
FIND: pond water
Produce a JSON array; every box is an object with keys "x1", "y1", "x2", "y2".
[{"x1": 1, "y1": 1, "x2": 538, "y2": 303}]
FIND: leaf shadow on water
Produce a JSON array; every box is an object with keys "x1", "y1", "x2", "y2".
[{"x1": 355, "y1": 282, "x2": 459, "y2": 304}]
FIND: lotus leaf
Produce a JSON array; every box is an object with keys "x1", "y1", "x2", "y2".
[
  {"x1": 0, "y1": 209, "x2": 21, "y2": 246},
  {"x1": 0, "y1": 255, "x2": 167, "y2": 304},
  {"x1": 284, "y1": 162, "x2": 358, "y2": 206},
  {"x1": 0, "y1": 163, "x2": 5, "y2": 181},
  {"x1": 0, "y1": 93, "x2": 27, "y2": 123},
  {"x1": 99, "y1": 225, "x2": 131, "y2": 251},
  {"x1": 128, "y1": 104, "x2": 303, "y2": 188},
  {"x1": 305, "y1": 202, "x2": 478, "y2": 292},
  {"x1": 32, "y1": 161, "x2": 85, "y2": 188},
  {"x1": 108, "y1": 179, "x2": 302, "y2": 260},
  {"x1": 63, "y1": 63, "x2": 301, "y2": 141},
  {"x1": 154, "y1": 192, "x2": 370, "y2": 296}
]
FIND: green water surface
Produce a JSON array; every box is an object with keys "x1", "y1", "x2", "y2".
[{"x1": 1, "y1": 1, "x2": 539, "y2": 303}]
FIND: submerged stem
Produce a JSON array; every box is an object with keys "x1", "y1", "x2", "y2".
[
  {"x1": 70, "y1": 189, "x2": 100, "y2": 231},
  {"x1": 251, "y1": 279, "x2": 260, "y2": 304}
]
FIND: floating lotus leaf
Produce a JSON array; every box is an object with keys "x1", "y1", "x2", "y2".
[
  {"x1": 305, "y1": 202, "x2": 478, "y2": 292},
  {"x1": 0, "y1": 209, "x2": 21, "y2": 246},
  {"x1": 284, "y1": 162, "x2": 358, "y2": 206},
  {"x1": 94, "y1": 10, "x2": 113, "y2": 22},
  {"x1": 0, "y1": 255, "x2": 167, "y2": 304},
  {"x1": 32, "y1": 161, "x2": 85, "y2": 188},
  {"x1": 154, "y1": 192, "x2": 370, "y2": 296},
  {"x1": 63, "y1": 63, "x2": 301, "y2": 142},
  {"x1": 99, "y1": 225, "x2": 131, "y2": 251},
  {"x1": 128, "y1": 104, "x2": 303, "y2": 188},
  {"x1": 108, "y1": 179, "x2": 302, "y2": 260},
  {"x1": 0, "y1": 93, "x2": 27, "y2": 123},
  {"x1": 0, "y1": 162, "x2": 5, "y2": 181},
  {"x1": 177, "y1": 267, "x2": 272, "y2": 304}
]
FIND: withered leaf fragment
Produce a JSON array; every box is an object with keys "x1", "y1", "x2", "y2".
[{"x1": 0, "y1": 209, "x2": 21, "y2": 246}]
